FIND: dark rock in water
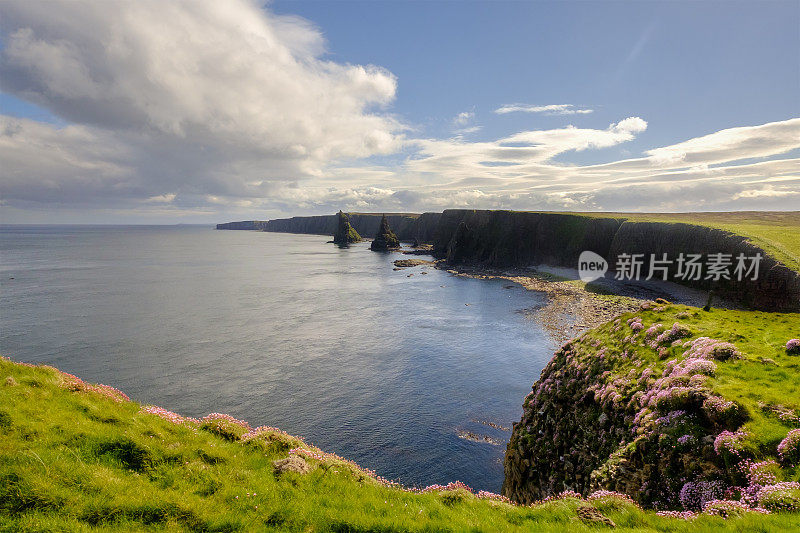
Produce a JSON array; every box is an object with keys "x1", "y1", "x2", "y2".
[
  {"x1": 457, "y1": 430, "x2": 502, "y2": 446},
  {"x1": 332, "y1": 211, "x2": 361, "y2": 245},
  {"x1": 370, "y1": 214, "x2": 400, "y2": 251}
]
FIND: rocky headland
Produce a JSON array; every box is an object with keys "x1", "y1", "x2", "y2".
[{"x1": 502, "y1": 303, "x2": 800, "y2": 513}]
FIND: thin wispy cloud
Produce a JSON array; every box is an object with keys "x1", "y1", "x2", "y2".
[
  {"x1": 453, "y1": 111, "x2": 475, "y2": 126},
  {"x1": 494, "y1": 104, "x2": 594, "y2": 115}
]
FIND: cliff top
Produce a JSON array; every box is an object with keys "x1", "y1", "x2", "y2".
[
  {"x1": 580, "y1": 211, "x2": 800, "y2": 274},
  {"x1": 5, "y1": 355, "x2": 799, "y2": 531}
]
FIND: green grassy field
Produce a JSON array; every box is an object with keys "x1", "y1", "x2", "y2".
[{"x1": 4, "y1": 353, "x2": 800, "y2": 532}]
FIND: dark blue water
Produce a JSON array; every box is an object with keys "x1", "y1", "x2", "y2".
[{"x1": 0, "y1": 225, "x2": 556, "y2": 491}]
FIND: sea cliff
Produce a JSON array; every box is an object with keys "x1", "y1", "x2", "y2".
[
  {"x1": 219, "y1": 213, "x2": 441, "y2": 244},
  {"x1": 432, "y1": 210, "x2": 800, "y2": 312},
  {"x1": 218, "y1": 209, "x2": 800, "y2": 311}
]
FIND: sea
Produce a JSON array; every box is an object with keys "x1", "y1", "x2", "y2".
[{"x1": 0, "y1": 224, "x2": 558, "y2": 492}]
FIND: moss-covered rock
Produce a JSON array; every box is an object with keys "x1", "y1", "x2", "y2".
[
  {"x1": 370, "y1": 215, "x2": 400, "y2": 251},
  {"x1": 333, "y1": 211, "x2": 361, "y2": 245}
]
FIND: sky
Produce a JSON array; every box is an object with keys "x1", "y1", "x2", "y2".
[{"x1": 0, "y1": 0, "x2": 798, "y2": 224}]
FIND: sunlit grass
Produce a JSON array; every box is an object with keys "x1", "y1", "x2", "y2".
[
  {"x1": 4, "y1": 352, "x2": 800, "y2": 532},
  {"x1": 579, "y1": 211, "x2": 800, "y2": 273},
  {"x1": 580, "y1": 305, "x2": 800, "y2": 480}
]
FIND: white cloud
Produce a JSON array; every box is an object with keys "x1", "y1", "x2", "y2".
[
  {"x1": 454, "y1": 126, "x2": 482, "y2": 135},
  {"x1": 0, "y1": 0, "x2": 402, "y2": 208},
  {"x1": 145, "y1": 194, "x2": 177, "y2": 204},
  {"x1": 494, "y1": 104, "x2": 594, "y2": 115},
  {"x1": 644, "y1": 118, "x2": 800, "y2": 166},
  {"x1": 0, "y1": 0, "x2": 797, "y2": 220},
  {"x1": 407, "y1": 117, "x2": 648, "y2": 178}
]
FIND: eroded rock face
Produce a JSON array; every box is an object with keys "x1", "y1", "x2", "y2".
[
  {"x1": 370, "y1": 215, "x2": 400, "y2": 251},
  {"x1": 333, "y1": 211, "x2": 362, "y2": 245}
]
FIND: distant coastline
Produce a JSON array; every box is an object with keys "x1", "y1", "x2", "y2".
[{"x1": 218, "y1": 209, "x2": 800, "y2": 312}]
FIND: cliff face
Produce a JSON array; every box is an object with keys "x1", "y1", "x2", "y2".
[
  {"x1": 257, "y1": 212, "x2": 442, "y2": 244},
  {"x1": 432, "y1": 210, "x2": 623, "y2": 267},
  {"x1": 433, "y1": 210, "x2": 800, "y2": 312},
  {"x1": 216, "y1": 220, "x2": 269, "y2": 230},
  {"x1": 607, "y1": 221, "x2": 799, "y2": 311}
]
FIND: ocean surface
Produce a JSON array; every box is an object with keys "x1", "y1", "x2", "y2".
[{"x1": 0, "y1": 225, "x2": 557, "y2": 492}]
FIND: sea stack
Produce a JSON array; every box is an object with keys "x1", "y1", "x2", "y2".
[
  {"x1": 333, "y1": 210, "x2": 361, "y2": 245},
  {"x1": 370, "y1": 214, "x2": 400, "y2": 251}
]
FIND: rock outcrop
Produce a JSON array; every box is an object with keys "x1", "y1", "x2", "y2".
[
  {"x1": 333, "y1": 211, "x2": 362, "y2": 245},
  {"x1": 502, "y1": 305, "x2": 783, "y2": 510},
  {"x1": 370, "y1": 215, "x2": 401, "y2": 251}
]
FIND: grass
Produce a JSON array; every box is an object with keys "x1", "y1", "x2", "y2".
[
  {"x1": 4, "y1": 356, "x2": 800, "y2": 532},
  {"x1": 577, "y1": 304, "x2": 800, "y2": 480}
]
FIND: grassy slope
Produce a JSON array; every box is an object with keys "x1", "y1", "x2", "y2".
[
  {"x1": 3, "y1": 357, "x2": 800, "y2": 532},
  {"x1": 578, "y1": 305, "x2": 800, "y2": 478}
]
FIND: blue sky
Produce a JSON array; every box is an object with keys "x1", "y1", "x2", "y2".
[
  {"x1": 1, "y1": 0, "x2": 798, "y2": 223},
  {"x1": 272, "y1": 0, "x2": 798, "y2": 162}
]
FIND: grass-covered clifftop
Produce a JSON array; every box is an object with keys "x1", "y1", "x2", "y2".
[
  {"x1": 4, "y1": 356, "x2": 800, "y2": 531},
  {"x1": 585, "y1": 211, "x2": 800, "y2": 275},
  {"x1": 504, "y1": 303, "x2": 800, "y2": 515}
]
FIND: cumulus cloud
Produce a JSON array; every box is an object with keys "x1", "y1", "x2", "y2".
[
  {"x1": 494, "y1": 104, "x2": 594, "y2": 115},
  {"x1": 0, "y1": 0, "x2": 402, "y2": 209}
]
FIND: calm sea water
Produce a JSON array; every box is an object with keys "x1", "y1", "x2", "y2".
[{"x1": 0, "y1": 225, "x2": 557, "y2": 492}]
